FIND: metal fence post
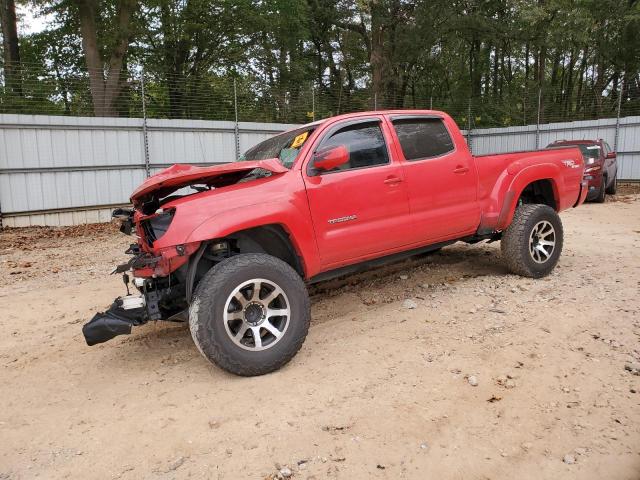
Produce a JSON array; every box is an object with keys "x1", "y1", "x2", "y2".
[
  {"x1": 233, "y1": 78, "x2": 240, "y2": 161},
  {"x1": 467, "y1": 98, "x2": 473, "y2": 153},
  {"x1": 614, "y1": 78, "x2": 623, "y2": 154},
  {"x1": 535, "y1": 87, "x2": 542, "y2": 149},
  {"x1": 140, "y1": 69, "x2": 151, "y2": 177},
  {"x1": 311, "y1": 81, "x2": 315, "y2": 122}
]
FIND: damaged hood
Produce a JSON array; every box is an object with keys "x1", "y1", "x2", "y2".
[{"x1": 130, "y1": 159, "x2": 288, "y2": 204}]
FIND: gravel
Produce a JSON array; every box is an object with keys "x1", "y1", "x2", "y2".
[
  {"x1": 279, "y1": 467, "x2": 292, "y2": 478},
  {"x1": 2, "y1": 196, "x2": 639, "y2": 480},
  {"x1": 402, "y1": 299, "x2": 418, "y2": 309},
  {"x1": 624, "y1": 362, "x2": 640, "y2": 375}
]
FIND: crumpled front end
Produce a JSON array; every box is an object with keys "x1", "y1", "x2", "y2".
[
  {"x1": 82, "y1": 207, "x2": 200, "y2": 346},
  {"x1": 82, "y1": 161, "x2": 285, "y2": 346}
]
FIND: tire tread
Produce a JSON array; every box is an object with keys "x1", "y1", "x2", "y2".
[
  {"x1": 189, "y1": 254, "x2": 310, "y2": 376},
  {"x1": 501, "y1": 204, "x2": 563, "y2": 278}
]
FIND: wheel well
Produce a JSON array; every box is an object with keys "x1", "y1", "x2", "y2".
[
  {"x1": 518, "y1": 179, "x2": 557, "y2": 210},
  {"x1": 225, "y1": 225, "x2": 304, "y2": 277}
]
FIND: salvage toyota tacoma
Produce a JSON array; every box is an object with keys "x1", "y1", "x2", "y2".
[{"x1": 84, "y1": 110, "x2": 588, "y2": 376}]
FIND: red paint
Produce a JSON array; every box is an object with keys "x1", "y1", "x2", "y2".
[
  {"x1": 130, "y1": 158, "x2": 288, "y2": 204},
  {"x1": 130, "y1": 110, "x2": 586, "y2": 279},
  {"x1": 313, "y1": 145, "x2": 350, "y2": 171}
]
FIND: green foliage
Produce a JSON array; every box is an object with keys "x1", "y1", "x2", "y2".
[{"x1": 1, "y1": 0, "x2": 639, "y2": 125}]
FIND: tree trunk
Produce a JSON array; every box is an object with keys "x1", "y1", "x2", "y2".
[
  {"x1": 593, "y1": 57, "x2": 606, "y2": 116},
  {"x1": 565, "y1": 49, "x2": 577, "y2": 116},
  {"x1": 161, "y1": 1, "x2": 188, "y2": 118},
  {"x1": 469, "y1": 39, "x2": 482, "y2": 97},
  {"x1": 492, "y1": 46, "x2": 499, "y2": 96},
  {"x1": 76, "y1": 0, "x2": 135, "y2": 117},
  {"x1": 0, "y1": 0, "x2": 22, "y2": 96},
  {"x1": 535, "y1": 45, "x2": 546, "y2": 122},
  {"x1": 103, "y1": 0, "x2": 135, "y2": 114},
  {"x1": 370, "y1": 4, "x2": 385, "y2": 109},
  {"x1": 524, "y1": 43, "x2": 530, "y2": 83},
  {"x1": 576, "y1": 47, "x2": 589, "y2": 114}
]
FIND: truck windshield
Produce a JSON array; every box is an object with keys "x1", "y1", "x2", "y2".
[
  {"x1": 239, "y1": 127, "x2": 315, "y2": 169},
  {"x1": 548, "y1": 143, "x2": 600, "y2": 160}
]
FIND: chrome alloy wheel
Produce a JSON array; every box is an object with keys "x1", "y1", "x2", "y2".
[
  {"x1": 528, "y1": 220, "x2": 556, "y2": 264},
  {"x1": 223, "y1": 278, "x2": 290, "y2": 351}
]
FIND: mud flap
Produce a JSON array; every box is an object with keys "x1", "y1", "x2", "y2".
[
  {"x1": 574, "y1": 180, "x2": 589, "y2": 207},
  {"x1": 82, "y1": 301, "x2": 147, "y2": 346}
]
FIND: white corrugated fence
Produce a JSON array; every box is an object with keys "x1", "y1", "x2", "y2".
[
  {"x1": 467, "y1": 115, "x2": 640, "y2": 180},
  {"x1": 0, "y1": 115, "x2": 292, "y2": 226},
  {"x1": 1, "y1": 113, "x2": 638, "y2": 227}
]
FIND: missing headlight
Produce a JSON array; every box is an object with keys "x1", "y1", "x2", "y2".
[{"x1": 141, "y1": 209, "x2": 175, "y2": 245}]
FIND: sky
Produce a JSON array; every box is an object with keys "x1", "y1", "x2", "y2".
[{"x1": 16, "y1": 4, "x2": 52, "y2": 36}]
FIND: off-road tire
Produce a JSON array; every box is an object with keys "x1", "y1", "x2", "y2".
[
  {"x1": 501, "y1": 204, "x2": 564, "y2": 278},
  {"x1": 606, "y1": 173, "x2": 617, "y2": 195},
  {"x1": 189, "y1": 253, "x2": 310, "y2": 376},
  {"x1": 594, "y1": 175, "x2": 606, "y2": 203}
]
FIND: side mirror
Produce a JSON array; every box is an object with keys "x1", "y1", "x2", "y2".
[
  {"x1": 313, "y1": 145, "x2": 349, "y2": 172},
  {"x1": 606, "y1": 151, "x2": 616, "y2": 159}
]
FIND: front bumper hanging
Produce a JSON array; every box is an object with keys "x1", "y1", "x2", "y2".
[
  {"x1": 82, "y1": 297, "x2": 147, "y2": 346},
  {"x1": 84, "y1": 208, "x2": 198, "y2": 346}
]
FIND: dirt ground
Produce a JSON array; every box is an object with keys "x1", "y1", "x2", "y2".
[{"x1": 1, "y1": 193, "x2": 639, "y2": 480}]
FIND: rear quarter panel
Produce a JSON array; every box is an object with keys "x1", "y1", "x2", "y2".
[{"x1": 474, "y1": 147, "x2": 583, "y2": 231}]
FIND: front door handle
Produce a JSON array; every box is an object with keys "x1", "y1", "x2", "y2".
[
  {"x1": 453, "y1": 165, "x2": 469, "y2": 174},
  {"x1": 384, "y1": 176, "x2": 403, "y2": 185}
]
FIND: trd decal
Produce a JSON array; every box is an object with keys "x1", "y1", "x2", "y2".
[{"x1": 328, "y1": 215, "x2": 357, "y2": 224}]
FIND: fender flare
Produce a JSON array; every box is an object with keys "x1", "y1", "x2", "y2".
[
  {"x1": 496, "y1": 164, "x2": 562, "y2": 230},
  {"x1": 184, "y1": 202, "x2": 321, "y2": 278}
]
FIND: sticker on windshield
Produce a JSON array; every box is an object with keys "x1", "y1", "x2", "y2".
[
  {"x1": 586, "y1": 146, "x2": 600, "y2": 150},
  {"x1": 291, "y1": 132, "x2": 309, "y2": 149}
]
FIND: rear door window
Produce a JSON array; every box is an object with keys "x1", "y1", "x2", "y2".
[{"x1": 392, "y1": 118, "x2": 454, "y2": 161}]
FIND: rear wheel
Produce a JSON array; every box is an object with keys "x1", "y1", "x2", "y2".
[
  {"x1": 189, "y1": 253, "x2": 310, "y2": 376},
  {"x1": 501, "y1": 204, "x2": 564, "y2": 278}
]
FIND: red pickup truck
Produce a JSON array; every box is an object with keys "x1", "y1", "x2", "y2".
[{"x1": 84, "y1": 110, "x2": 588, "y2": 376}]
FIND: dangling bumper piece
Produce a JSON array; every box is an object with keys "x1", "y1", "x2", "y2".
[{"x1": 82, "y1": 297, "x2": 147, "y2": 346}]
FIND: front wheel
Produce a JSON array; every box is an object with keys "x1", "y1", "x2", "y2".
[
  {"x1": 606, "y1": 174, "x2": 617, "y2": 195},
  {"x1": 594, "y1": 175, "x2": 606, "y2": 203},
  {"x1": 189, "y1": 253, "x2": 310, "y2": 376},
  {"x1": 501, "y1": 204, "x2": 564, "y2": 278}
]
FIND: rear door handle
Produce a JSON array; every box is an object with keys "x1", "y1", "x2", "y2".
[
  {"x1": 384, "y1": 176, "x2": 403, "y2": 185},
  {"x1": 453, "y1": 165, "x2": 469, "y2": 174}
]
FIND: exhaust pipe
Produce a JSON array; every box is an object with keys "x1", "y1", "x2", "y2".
[{"x1": 83, "y1": 298, "x2": 147, "y2": 346}]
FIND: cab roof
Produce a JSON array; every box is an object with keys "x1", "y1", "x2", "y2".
[{"x1": 289, "y1": 109, "x2": 449, "y2": 132}]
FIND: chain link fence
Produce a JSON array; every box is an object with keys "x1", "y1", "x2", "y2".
[
  {"x1": 1, "y1": 61, "x2": 639, "y2": 227},
  {"x1": 1, "y1": 61, "x2": 639, "y2": 131}
]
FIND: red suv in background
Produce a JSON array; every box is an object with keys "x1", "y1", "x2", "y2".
[{"x1": 547, "y1": 139, "x2": 618, "y2": 202}]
